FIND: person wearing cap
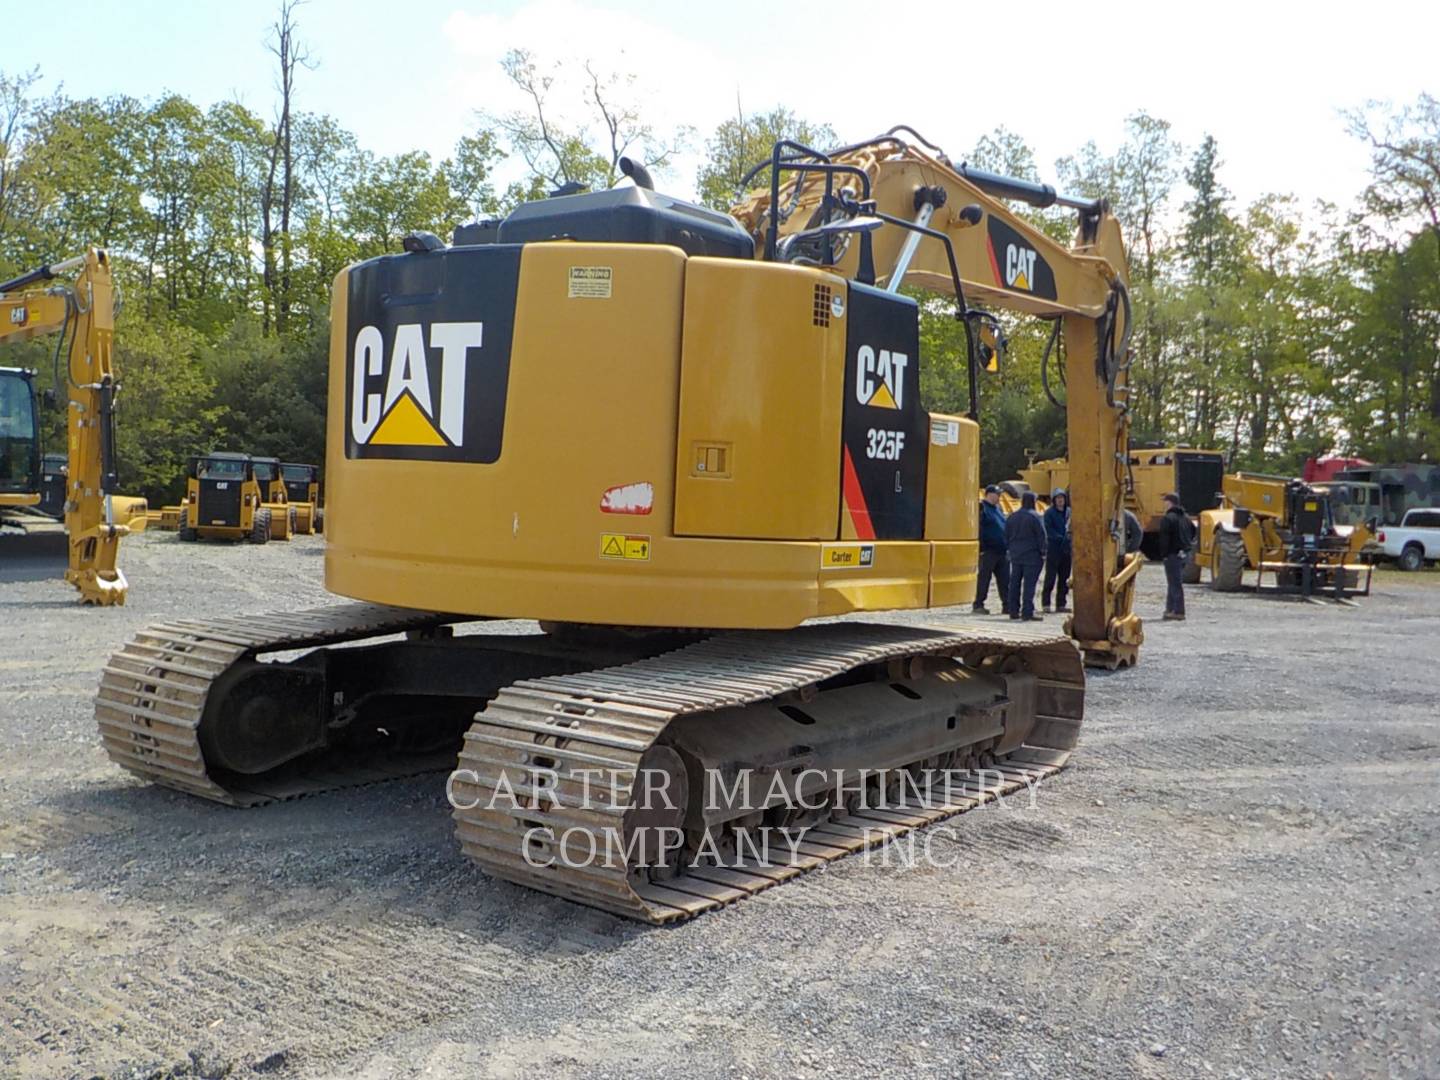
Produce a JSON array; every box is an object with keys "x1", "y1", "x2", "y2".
[
  {"x1": 1042, "y1": 488, "x2": 1072, "y2": 613},
  {"x1": 1157, "y1": 492, "x2": 1189, "y2": 621},
  {"x1": 972, "y1": 485, "x2": 1011, "y2": 615},
  {"x1": 1004, "y1": 490, "x2": 1048, "y2": 621}
]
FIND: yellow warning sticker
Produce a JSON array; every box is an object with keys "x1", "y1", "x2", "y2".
[
  {"x1": 569, "y1": 266, "x2": 613, "y2": 298},
  {"x1": 820, "y1": 543, "x2": 875, "y2": 570},
  {"x1": 600, "y1": 533, "x2": 650, "y2": 561}
]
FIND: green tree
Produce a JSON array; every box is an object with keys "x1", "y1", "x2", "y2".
[
  {"x1": 487, "y1": 48, "x2": 685, "y2": 201},
  {"x1": 1173, "y1": 134, "x2": 1244, "y2": 445},
  {"x1": 1057, "y1": 112, "x2": 1182, "y2": 439},
  {"x1": 112, "y1": 319, "x2": 224, "y2": 502},
  {"x1": 344, "y1": 150, "x2": 468, "y2": 260},
  {"x1": 695, "y1": 105, "x2": 837, "y2": 211}
]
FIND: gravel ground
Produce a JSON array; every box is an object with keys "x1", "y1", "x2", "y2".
[{"x1": 2, "y1": 524, "x2": 1438, "y2": 1080}]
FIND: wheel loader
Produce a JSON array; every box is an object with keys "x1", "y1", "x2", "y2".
[
  {"x1": 1197, "y1": 472, "x2": 1373, "y2": 599},
  {"x1": 95, "y1": 129, "x2": 1143, "y2": 923},
  {"x1": 178, "y1": 452, "x2": 279, "y2": 544}
]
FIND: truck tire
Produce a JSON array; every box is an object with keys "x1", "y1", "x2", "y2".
[
  {"x1": 1211, "y1": 530, "x2": 1246, "y2": 591},
  {"x1": 1182, "y1": 547, "x2": 1202, "y2": 584},
  {"x1": 249, "y1": 507, "x2": 272, "y2": 545},
  {"x1": 1398, "y1": 543, "x2": 1425, "y2": 572}
]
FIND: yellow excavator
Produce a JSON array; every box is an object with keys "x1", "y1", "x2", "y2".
[
  {"x1": 0, "y1": 250, "x2": 136, "y2": 604},
  {"x1": 95, "y1": 129, "x2": 1139, "y2": 922}
]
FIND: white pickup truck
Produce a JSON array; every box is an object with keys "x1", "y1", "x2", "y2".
[{"x1": 1377, "y1": 508, "x2": 1440, "y2": 571}]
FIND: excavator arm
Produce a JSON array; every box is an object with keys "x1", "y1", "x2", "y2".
[
  {"x1": 0, "y1": 249, "x2": 130, "y2": 605},
  {"x1": 731, "y1": 133, "x2": 1142, "y2": 666}
]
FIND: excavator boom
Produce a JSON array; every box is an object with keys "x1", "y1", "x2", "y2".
[
  {"x1": 0, "y1": 249, "x2": 130, "y2": 604},
  {"x1": 730, "y1": 133, "x2": 1142, "y2": 666}
]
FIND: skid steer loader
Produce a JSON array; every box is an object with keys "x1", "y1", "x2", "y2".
[
  {"x1": 281, "y1": 461, "x2": 323, "y2": 532},
  {"x1": 178, "y1": 452, "x2": 277, "y2": 544},
  {"x1": 249, "y1": 456, "x2": 299, "y2": 538}
]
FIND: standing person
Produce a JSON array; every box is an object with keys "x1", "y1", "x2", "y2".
[
  {"x1": 1158, "y1": 492, "x2": 1190, "y2": 621},
  {"x1": 972, "y1": 486, "x2": 1011, "y2": 614},
  {"x1": 1042, "y1": 488, "x2": 1072, "y2": 613},
  {"x1": 1005, "y1": 490, "x2": 1048, "y2": 621}
]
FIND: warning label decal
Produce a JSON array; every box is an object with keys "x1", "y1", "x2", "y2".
[
  {"x1": 569, "y1": 266, "x2": 613, "y2": 298},
  {"x1": 600, "y1": 533, "x2": 650, "y2": 560}
]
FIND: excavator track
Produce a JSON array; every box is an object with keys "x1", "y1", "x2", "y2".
[
  {"x1": 97, "y1": 607, "x2": 1084, "y2": 924},
  {"x1": 96, "y1": 604, "x2": 463, "y2": 806},
  {"x1": 453, "y1": 620, "x2": 1084, "y2": 924}
]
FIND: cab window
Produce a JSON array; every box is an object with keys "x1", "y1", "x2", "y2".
[
  {"x1": 0, "y1": 371, "x2": 38, "y2": 493},
  {"x1": 198, "y1": 458, "x2": 247, "y2": 480}
]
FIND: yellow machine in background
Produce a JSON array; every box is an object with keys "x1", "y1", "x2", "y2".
[
  {"x1": 147, "y1": 504, "x2": 184, "y2": 531},
  {"x1": 1198, "y1": 473, "x2": 1372, "y2": 599},
  {"x1": 0, "y1": 367, "x2": 46, "y2": 521},
  {"x1": 1017, "y1": 445, "x2": 1225, "y2": 579},
  {"x1": 98, "y1": 128, "x2": 1140, "y2": 923},
  {"x1": 281, "y1": 461, "x2": 323, "y2": 533},
  {"x1": 178, "y1": 452, "x2": 278, "y2": 544},
  {"x1": 250, "y1": 457, "x2": 299, "y2": 539},
  {"x1": 0, "y1": 250, "x2": 138, "y2": 604}
]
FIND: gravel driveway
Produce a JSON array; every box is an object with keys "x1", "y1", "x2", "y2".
[{"x1": 2, "y1": 526, "x2": 1436, "y2": 1079}]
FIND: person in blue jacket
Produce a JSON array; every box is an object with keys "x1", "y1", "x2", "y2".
[
  {"x1": 1005, "y1": 490, "x2": 1048, "y2": 621},
  {"x1": 1042, "y1": 488, "x2": 1072, "y2": 613},
  {"x1": 971, "y1": 485, "x2": 1010, "y2": 614}
]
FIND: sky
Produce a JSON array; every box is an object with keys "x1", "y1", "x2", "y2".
[{"x1": 7, "y1": 0, "x2": 1438, "y2": 217}]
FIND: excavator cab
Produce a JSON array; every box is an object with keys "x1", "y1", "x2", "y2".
[
  {"x1": 0, "y1": 367, "x2": 41, "y2": 518},
  {"x1": 179, "y1": 452, "x2": 274, "y2": 544}
]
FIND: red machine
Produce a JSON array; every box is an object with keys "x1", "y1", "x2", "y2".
[{"x1": 1303, "y1": 455, "x2": 1372, "y2": 483}]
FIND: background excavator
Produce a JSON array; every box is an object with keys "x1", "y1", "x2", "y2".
[
  {"x1": 0, "y1": 249, "x2": 136, "y2": 604},
  {"x1": 96, "y1": 128, "x2": 1139, "y2": 923}
]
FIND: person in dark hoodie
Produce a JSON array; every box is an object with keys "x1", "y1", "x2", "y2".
[
  {"x1": 972, "y1": 485, "x2": 1010, "y2": 614},
  {"x1": 1042, "y1": 488, "x2": 1072, "y2": 613},
  {"x1": 1005, "y1": 490, "x2": 1048, "y2": 620},
  {"x1": 1157, "y1": 492, "x2": 1190, "y2": 620}
]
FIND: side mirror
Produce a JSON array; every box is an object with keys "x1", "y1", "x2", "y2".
[{"x1": 968, "y1": 312, "x2": 1006, "y2": 373}]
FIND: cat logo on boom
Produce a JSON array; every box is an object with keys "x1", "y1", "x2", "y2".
[
  {"x1": 985, "y1": 217, "x2": 1058, "y2": 300},
  {"x1": 855, "y1": 344, "x2": 908, "y2": 410},
  {"x1": 1005, "y1": 244, "x2": 1038, "y2": 291},
  {"x1": 349, "y1": 321, "x2": 483, "y2": 450}
]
